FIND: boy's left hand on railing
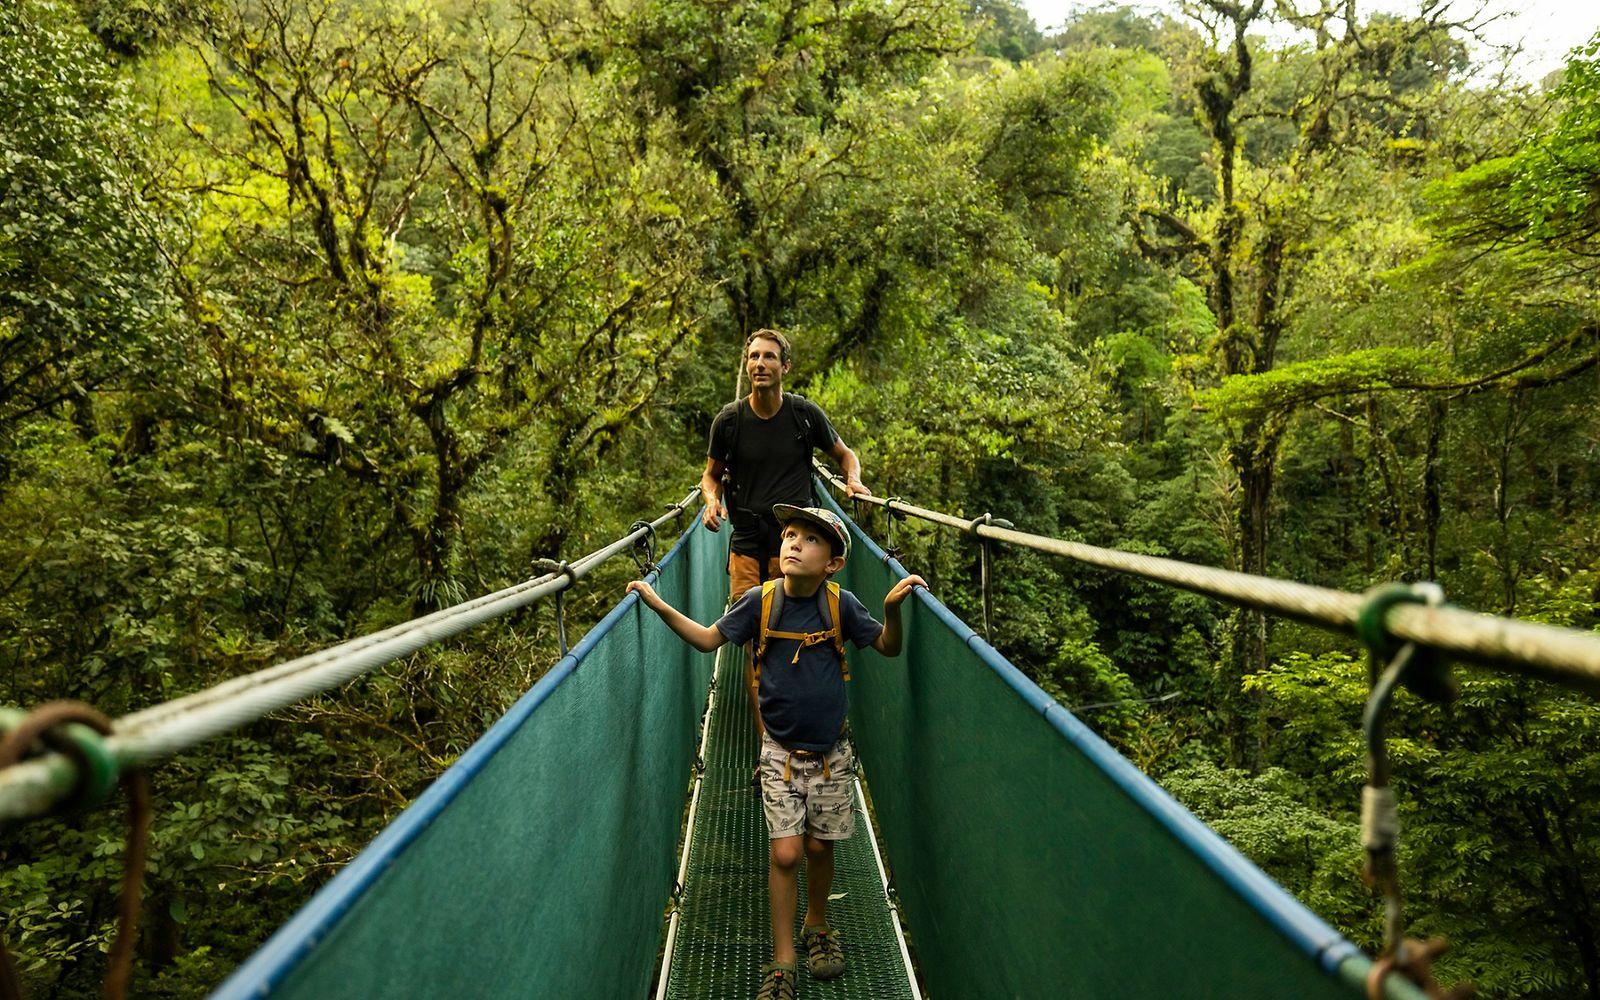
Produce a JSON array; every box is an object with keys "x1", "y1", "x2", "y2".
[{"x1": 884, "y1": 575, "x2": 926, "y2": 609}]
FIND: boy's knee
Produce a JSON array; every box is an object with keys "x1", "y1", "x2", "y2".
[
  {"x1": 804, "y1": 836, "x2": 833, "y2": 861},
  {"x1": 771, "y1": 837, "x2": 803, "y2": 870}
]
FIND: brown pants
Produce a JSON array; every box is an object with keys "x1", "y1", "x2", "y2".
[{"x1": 730, "y1": 552, "x2": 781, "y2": 737}]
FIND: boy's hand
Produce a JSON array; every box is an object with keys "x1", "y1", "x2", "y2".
[
  {"x1": 873, "y1": 575, "x2": 924, "y2": 657},
  {"x1": 884, "y1": 575, "x2": 926, "y2": 609},
  {"x1": 627, "y1": 579, "x2": 725, "y2": 652},
  {"x1": 627, "y1": 580, "x2": 660, "y2": 608}
]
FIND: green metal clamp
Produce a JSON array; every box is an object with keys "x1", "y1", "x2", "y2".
[
  {"x1": 1356, "y1": 583, "x2": 1458, "y2": 704},
  {"x1": 0, "y1": 705, "x2": 121, "y2": 812}
]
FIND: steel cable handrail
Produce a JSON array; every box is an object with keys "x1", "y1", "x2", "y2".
[
  {"x1": 0, "y1": 490, "x2": 700, "y2": 822},
  {"x1": 815, "y1": 461, "x2": 1600, "y2": 695}
]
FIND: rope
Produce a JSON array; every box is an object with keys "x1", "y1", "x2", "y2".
[
  {"x1": 1067, "y1": 691, "x2": 1184, "y2": 714},
  {"x1": 0, "y1": 703, "x2": 150, "y2": 1000},
  {"x1": 628, "y1": 520, "x2": 660, "y2": 575},
  {"x1": 882, "y1": 496, "x2": 905, "y2": 559},
  {"x1": 813, "y1": 461, "x2": 1600, "y2": 694},
  {"x1": 0, "y1": 490, "x2": 701, "y2": 822},
  {"x1": 1356, "y1": 583, "x2": 1474, "y2": 998},
  {"x1": 1365, "y1": 938, "x2": 1475, "y2": 1000},
  {"x1": 532, "y1": 559, "x2": 577, "y2": 656}
]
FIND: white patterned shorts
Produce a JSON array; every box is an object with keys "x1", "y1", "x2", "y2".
[{"x1": 759, "y1": 732, "x2": 857, "y2": 841}]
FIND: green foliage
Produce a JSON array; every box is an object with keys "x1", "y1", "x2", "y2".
[
  {"x1": 1052, "y1": 5, "x2": 1166, "y2": 54},
  {"x1": 1161, "y1": 757, "x2": 1372, "y2": 936},
  {"x1": 0, "y1": 0, "x2": 169, "y2": 460},
  {"x1": 2, "y1": 2, "x2": 1600, "y2": 997},
  {"x1": 1510, "y1": 37, "x2": 1600, "y2": 251},
  {"x1": 1245, "y1": 650, "x2": 1600, "y2": 998},
  {"x1": 1199, "y1": 348, "x2": 1444, "y2": 422},
  {"x1": 1427, "y1": 33, "x2": 1600, "y2": 284},
  {"x1": 1419, "y1": 28, "x2": 1600, "y2": 381},
  {"x1": 965, "y1": 0, "x2": 1042, "y2": 64}
]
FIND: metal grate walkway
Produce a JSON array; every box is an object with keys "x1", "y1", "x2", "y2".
[{"x1": 662, "y1": 643, "x2": 918, "y2": 1000}]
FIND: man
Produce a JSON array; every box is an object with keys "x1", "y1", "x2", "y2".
[{"x1": 701, "y1": 328, "x2": 871, "y2": 732}]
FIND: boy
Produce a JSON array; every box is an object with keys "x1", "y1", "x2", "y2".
[{"x1": 628, "y1": 504, "x2": 923, "y2": 1000}]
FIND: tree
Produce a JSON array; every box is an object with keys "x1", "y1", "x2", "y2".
[
  {"x1": 619, "y1": 0, "x2": 969, "y2": 355},
  {"x1": 0, "y1": 0, "x2": 168, "y2": 473},
  {"x1": 162, "y1": 0, "x2": 707, "y2": 607},
  {"x1": 1421, "y1": 31, "x2": 1600, "y2": 382},
  {"x1": 967, "y1": 0, "x2": 1044, "y2": 63},
  {"x1": 1246, "y1": 647, "x2": 1600, "y2": 998},
  {"x1": 1132, "y1": 0, "x2": 1482, "y2": 764}
]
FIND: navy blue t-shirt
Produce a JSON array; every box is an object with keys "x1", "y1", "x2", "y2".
[{"x1": 715, "y1": 583, "x2": 883, "y2": 751}]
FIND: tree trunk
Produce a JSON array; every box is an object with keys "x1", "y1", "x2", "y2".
[
  {"x1": 67, "y1": 387, "x2": 98, "y2": 442},
  {"x1": 413, "y1": 491, "x2": 461, "y2": 615},
  {"x1": 1529, "y1": 804, "x2": 1600, "y2": 999},
  {"x1": 1222, "y1": 428, "x2": 1276, "y2": 768},
  {"x1": 1493, "y1": 395, "x2": 1524, "y2": 615},
  {"x1": 1422, "y1": 398, "x2": 1446, "y2": 580}
]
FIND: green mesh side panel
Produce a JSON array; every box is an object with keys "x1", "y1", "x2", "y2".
[
  {"x1": 828, "y1": 499, "x2": 1402, "y2": 1000},
  {"x1": 232, "y1": 494, "x2": 1425, "y2": 1000},
  {"x1": 256, "y1": 516, "x2": 727, "y2": 1000},
  {"x1": 662, "y1": 642, "x2": 916, "y2": 1000}
]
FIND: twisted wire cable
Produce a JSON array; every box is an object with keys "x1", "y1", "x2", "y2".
[
  {"x1": 0, "y1": 490, "x2": 700, "y2": 822},
  {"x1": 812, "y1": 461, "x2": 1600, "y2": 694}
]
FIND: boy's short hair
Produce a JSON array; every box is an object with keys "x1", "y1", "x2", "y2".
[
  {"x1": 745, "y1": 328, "x2": 792, "y2": 364},
  {"x1": 772, "y1": 504, "x2": 850, "y2": 560}
]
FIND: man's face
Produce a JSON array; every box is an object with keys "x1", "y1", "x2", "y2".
[
  {"x1": 779, "y1": 521, "x2": 843, "y2": 579},
  {"x1": 745, "y1": 336, "x2": 790, "y2": 389}
]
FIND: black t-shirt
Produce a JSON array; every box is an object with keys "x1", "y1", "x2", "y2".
[{"x1": 707, "y1": 394, "x2": 839, "y2": 558}]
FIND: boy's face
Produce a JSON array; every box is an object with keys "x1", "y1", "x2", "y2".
[{"x1": 779, "y1": 521, "x2": 845, "y2": 579}]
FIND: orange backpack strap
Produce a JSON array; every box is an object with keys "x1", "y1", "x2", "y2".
[
  {"x1": 757, "y1": 581, "x2": 848, "y2": 676},
  {"x1": 824, "y1": 582, "x2": 849, "y2": 681},
  {"x1": 754, "y1": 579, "x2": 780, "y2": 678}
]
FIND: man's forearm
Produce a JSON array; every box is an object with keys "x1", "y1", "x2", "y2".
[
  {"x1": 700, "y1": 469, "x2": 721, "y2": 507},
  {"x1": 840, "y1": 445, "x2": 863, "y2": 486}
]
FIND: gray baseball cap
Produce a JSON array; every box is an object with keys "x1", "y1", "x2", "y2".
[{"x1": 771, "y1": 504, "x2": 851, "y2": 560}]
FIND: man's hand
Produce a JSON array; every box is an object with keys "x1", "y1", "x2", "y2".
[
  {"x1": 884, "y1": 575, "x2": 926, "y2": 609},
  {"x1": 701, "y1": 498, "x2": 728, "y2": 532},
  {"x1": 844, "y1": 478, "x2": 873, "y2": 500}
]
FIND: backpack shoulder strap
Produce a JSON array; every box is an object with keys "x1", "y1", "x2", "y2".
[
  {"x1": 732, "y1": 395, "x2": 748, "y2": 460},
  {"x1": 824, "y1": 582, "x2": 849, "y2": 681},
  {"x1": 760, "y1": 582, "x2": 847, "y2": 675},
  {"x1": 754, "y1": 579, "x2": 782, "y2": 676},
  {"x1": 785, "y1": 392, "x2": 814, "y2": 438},
  {"x1": 713, "y1": 400, "x2": 741, "y2": 465},
  {"x1": 816, "y1": 582, "x2": 835, "y2": 628}
]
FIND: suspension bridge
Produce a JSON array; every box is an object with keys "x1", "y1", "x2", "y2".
[{"x1": 5, "y1": 464, "x2": 1599, "y2": 999}]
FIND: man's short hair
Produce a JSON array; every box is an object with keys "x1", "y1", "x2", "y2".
[{"x1": 745, "y1": 328, "x2": 792, "y2": 364}]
